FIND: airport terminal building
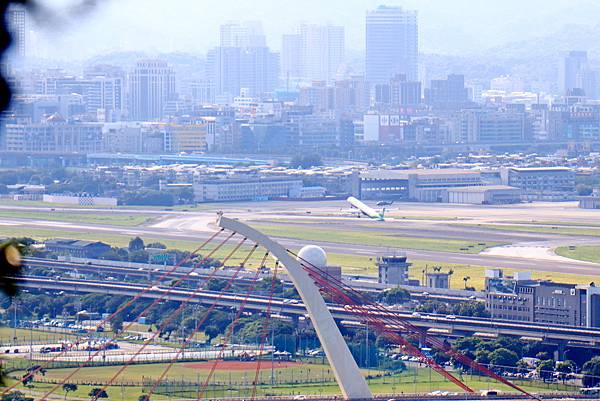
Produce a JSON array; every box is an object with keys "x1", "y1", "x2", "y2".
[
  {"x1": 500, "y1": 166, "x2": 576, "y2": 201},
  {"x1": 352, "y1": 168, "x2": 515, "y2": 203}
]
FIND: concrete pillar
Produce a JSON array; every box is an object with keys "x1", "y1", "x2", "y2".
[
  {"x1": 217, "y1": 216, "x2": 372, "y2": 400},
  {"x1": 554, "y1": 341, "x2": 567, "y2": 361}
]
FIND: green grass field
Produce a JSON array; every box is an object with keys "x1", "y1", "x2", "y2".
[
  {"x1": 507, "y1": 220, "x2": 600, "y2": 228},
  {"x1": 0, "y1": 327, "x2": 78, "y2": 345},
  {"x1": 35, "y1": 361, "x2": 341, "y2": 384},
  {"x1": 3, "y1": 361, "x2": 575, "y2": 400},
  {"x1": 251, "y1": 223, "x2": 502, "y2": 254},
  {"x1": 385, "y1": 213, "x2": 468, "y2": 221},
  {"x1": 459, "y1": 223, "x2": 600, "y2": 237},
  {"x1": 0, "y1": 210, "x2": 155, "y2": 227},
  {"x1": 555, "y1": 245, "x2": 600, "y2": 264},
  {"x1": 3, "y1": 225, "x2": 597, "y2": 291},
  {"x1": 0, "y1": 199, "x2": 208, "y2": 211},
  {"x1": 409, "y1": 260, "x2": 600, "y2": 291}
]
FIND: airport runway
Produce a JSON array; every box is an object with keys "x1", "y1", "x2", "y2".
[{"x1": 2, "y1": 211, "x2": 600, "y2": 275}]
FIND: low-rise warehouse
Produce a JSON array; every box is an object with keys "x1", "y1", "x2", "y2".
[
  {"x1": 447, "y1": 185, "x2": 521, "y2": 205},
  {"x1": 193, "y1": 178, "x2": 304, "y2": 202},
  {"x1": 353, "y1": 168, "x2": 483, "y2": 202},
  {"x1": 500, "y1": 166, "x2": 576, "y2": 201}
]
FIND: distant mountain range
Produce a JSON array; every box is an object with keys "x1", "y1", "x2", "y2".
[{"x1": 422, "y1": 22, "x2": 600, "y2": 91}]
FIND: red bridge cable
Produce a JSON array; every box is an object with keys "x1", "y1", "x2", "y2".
[
  {"x1": 142, "y1": 244, "x2": 261, "y2": 398},
  {"x1": 296, "y1": 258, "x2": 526, "y2": 397},
  {"x1": 290, "y1": 249, "x2": 538, "y2": 400},
  {"x1": 287, "y1": 250, "x2": 472, "y2": 392},
  {"x1": 310, "y1": 274, "x2": 473, "y2": 393},
  {"x1": 2, "y1": 229, "x2": 227, "y2": 397},
  {"x1": 251, "y1": 260, "x2": 280, "y2": 400},
  {"x1": 83, "y1": 237, "x2": 250, "y2": 401},
  {"x1": 195, "y1": 251, "x2": 271, "y2": 401},
  {"x1": 38, "y1": 232, "x2": 239, "y2": 400},
  {"x1": 292, "y1": 256, "x2": 472, "y2": 393}
]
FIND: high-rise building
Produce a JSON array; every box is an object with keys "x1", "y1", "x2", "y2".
[
  {"x1": 220, "y1": 21, "x2": 266, "y2": 48},
  {"x1": 425, "y1": 74, "x2": 469, "y2": 108},
  {"x1": 33, "y1": 73, "x2": 124, "y2": 121},
  {"x1": 366, "y1": 5, "x2": 418, "y2": 85},
  {"x1": 206, "y1": 46, "x2": 279, "y2": 102},
  {"x1": 4, "y1": 115, "x2": 103, "y2": 153},
  {"x1": 334, "y1": 76, "x2": 369, "y2": 114},
  {"x1": 83, "y1": 65, "x2": 126, "y2": 121},
  {"x1": 299, "y1": 24, "x2": 344, "y2": 82},
  {"x1": 209, "y1": 22, "x2": 279, "y2": 103},
  {"x1": 281, "y1": 34, "x2": 302, "y2": 81},
  {"x1": 298, "y1": 81, "x2": 334, "y2": 113},
  {"x1": 128, "y1": 60, "x2": 176, "y2": 121},
  {"x1": 7, "y1": 6, "x2": 26, "y2": 58},
  {"x1": 559, "y1": 51, "x2": 588, "y2": 95},
  {"x1": 485, "y1": 269, "x2": 600, "y2": 327},
  {"x1": 281, "y1": 24, "x2": 345, "y2": 83},
  {"x1": 239, "y1": 47, "x2": 280, "y2": 99},
  {"x1": 461, "y1": 109, "x2": 526, "y2": 143},
  {"x1": 85, "y1": 76, "x2": 124, "y2": 121}
]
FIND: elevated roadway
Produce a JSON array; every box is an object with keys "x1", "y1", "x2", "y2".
[
  {"x1": 15, "y1": 275, "x2": 600, "y2": 348},
  {"x1": 24, "y1": 258, "x2": 481, "y2": 303}
]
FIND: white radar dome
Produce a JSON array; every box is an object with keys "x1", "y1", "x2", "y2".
[{"x1": 297, "y1": 245, "x2": 327, "y2": 268}]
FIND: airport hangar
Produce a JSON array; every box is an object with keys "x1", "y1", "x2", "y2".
[{"x1": 352, "y1": 169, "x2": 521, "y2": 204}]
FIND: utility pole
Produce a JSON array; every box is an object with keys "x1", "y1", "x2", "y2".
[
  {"x1": 12, "y1": 299, "x2": 17, "y2": 345},
  {"x1": 365, "y1": 320, "x2": 370, "y2": 378},
  {"x1": 29, "y1": 320, "x2": 33, "y2": 361},
  {"x1": 271, "y1": 322, "x2": 275, "y2": 385}
]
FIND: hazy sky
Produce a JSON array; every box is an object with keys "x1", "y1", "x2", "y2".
[{"x1": 28, "y1": 0, "x2": 600, "y2": 60}]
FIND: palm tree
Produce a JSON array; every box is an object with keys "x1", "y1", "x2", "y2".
[
  {"x1": 448, "y1": 269, "x2": 454, "y2": 288},
  {"x1": 63, "y1": 383, "x2": 77, "y2": 400},
  {"x1": 463, "y1": 276, "x2": 471, "y2": 289}
]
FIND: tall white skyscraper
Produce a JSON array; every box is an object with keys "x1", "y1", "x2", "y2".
[
  {"x1": 281, "y1": 33, "x2": 303, "y2": 81},
  {"x1": 300, "y1": 24, "x2": 344, "y2": 82},
  {"x1": 220, "y1": 21, "x2": 266, "y2": 48},
  {"x1": 210, "y1": 21, "x2": 279, "y2": 102},
  {"x1": 366, "y1": 5, "x2": 418, "y2": 85},
  {"x1": 281, "y1": 24, "x2": 345, "y2": 83},
  {"x1": 7, "y1": 6, "x2": 26, "y2": 58},
  {"x1": 128, "y1": 60, "x2": 176, "y2": 121},
  {"x1": 86, "y1": 76, "x2": 124, "y2": 120},
  {"x1": 559, "y1": 51, "x2": 590, "y2": 95}
]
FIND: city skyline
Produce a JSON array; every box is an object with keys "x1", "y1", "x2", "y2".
[
  {"x1": 3, "y1": 2, "x2": 600, "y2": 401},
  {"x1": 15, "y1": 0, "x2": 600, "y2": 61}
]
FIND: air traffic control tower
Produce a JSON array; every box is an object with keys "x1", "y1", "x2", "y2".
[{"x1": 377, "y1": 253, "x2": 410, "y2": 285}]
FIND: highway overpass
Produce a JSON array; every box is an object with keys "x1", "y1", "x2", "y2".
[
  {"x1": 15, "y1": 275, "x2": 600, "y2": 349},
  {"x1": 24, "y1": 257, "x2": 481, "y2": 303}
]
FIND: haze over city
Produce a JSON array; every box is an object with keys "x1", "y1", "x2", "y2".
[
  {"x1": 1, "y1": 1, "x2": 600, "y2": 401},
  {"x1": 28, "y1": 0, "x2": 600, "y2": 58}
]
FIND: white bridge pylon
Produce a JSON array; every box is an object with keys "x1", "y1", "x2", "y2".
[{"x1": 217, "y1": 215, "x2": 373, "y2": 401}]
